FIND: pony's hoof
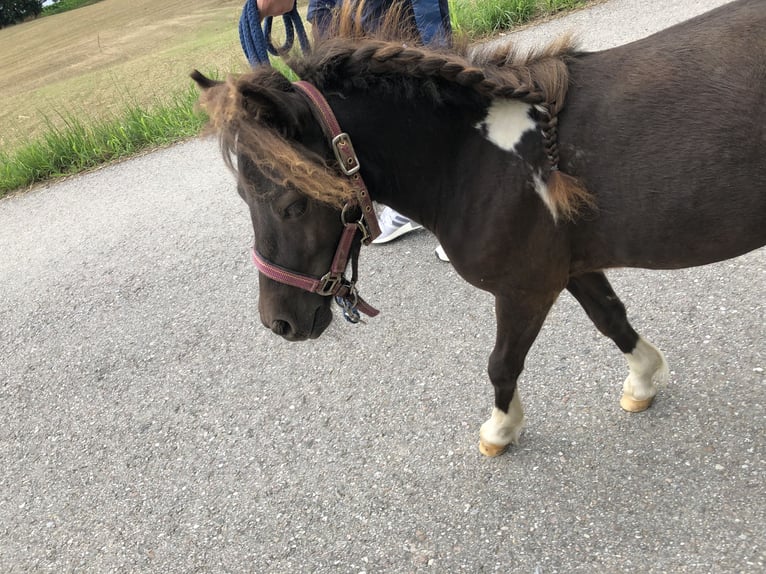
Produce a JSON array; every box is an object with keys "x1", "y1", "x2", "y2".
[
  {"x1": 620, "y1": 394, "x2": 654, "y2": 412},
  {"x1": 479, "y1": 439, "x2": 508, "y2": 457}
]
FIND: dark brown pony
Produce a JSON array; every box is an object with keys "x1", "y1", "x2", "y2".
[{"x1": 194, "y1": 0, "x2": 765, "y2": 456}]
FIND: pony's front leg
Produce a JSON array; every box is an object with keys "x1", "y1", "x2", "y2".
[{"x1": 479, "y1": 291, "x2": 558, "y2": 457}]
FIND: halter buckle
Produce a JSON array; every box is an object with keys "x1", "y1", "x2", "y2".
[
  {"x1": 317, "y1": 272, "x2": 343, "y2": 296},
  {"x1": 332, "y1": 133, "x2": 361, "y2": 176}
]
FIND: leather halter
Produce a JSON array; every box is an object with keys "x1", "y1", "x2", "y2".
[{"x1": 250, "y1": 80, "x2": 381, "y2": 322}]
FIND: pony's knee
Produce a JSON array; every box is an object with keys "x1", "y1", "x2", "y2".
[
  {"x1": 479, "y1": 392, "x2": 525, "y2": 456},
  {"x1": 620, "y1": 336, "x2": 669, "y2": 412}
]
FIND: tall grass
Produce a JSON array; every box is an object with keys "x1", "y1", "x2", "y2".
[{"x1": 0, "y1": 85, "x2": 206, "y2": 195}]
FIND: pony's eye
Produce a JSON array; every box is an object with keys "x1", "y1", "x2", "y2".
[{"x1": 283, "y1": 198, "x2": 308, "y2": 219}]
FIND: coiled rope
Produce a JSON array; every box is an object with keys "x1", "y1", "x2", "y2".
[{"x1": 239, "y1": 0, "x2": 311, "y2": 67}]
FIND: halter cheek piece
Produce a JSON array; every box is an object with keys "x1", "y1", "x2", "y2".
[{"x1": 250, "y1": 81, "x2": 382, "y2": 324}]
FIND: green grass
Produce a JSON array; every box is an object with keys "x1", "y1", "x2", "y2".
[
  {"x1": 1, "y1": 0, "x2": 587, "y2": 196},
  {"x1": 42, "y1": 0, "x2": 105, "y2": 17},
  {"x1": 451, "y1": 0, "x2": 588, "y2": 38},
  {"x1": 0, "y1": 84, "x2": 206, "y2": 194}
]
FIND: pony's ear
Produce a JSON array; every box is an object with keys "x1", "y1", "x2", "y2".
[
  {"x1": 236, "y1": 73, "x2": 305, "y2": 138},
  {"x1": 190, "y1": 69, "x2": 232, "y2": 129},
  {"x1": 190, "y1": 69, "x2": 221, "y2": 90},
  {"x1": 190, "y1": 69, "x2": 306, "y2": 139}
]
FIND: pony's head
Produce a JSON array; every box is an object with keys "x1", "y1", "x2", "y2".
[{"x1": 193, "y1": 68, "x2": 358, "y2": 340}]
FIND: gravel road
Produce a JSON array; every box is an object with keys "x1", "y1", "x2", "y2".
[{"x1": 1, "y1": 0, "x2": 763, "y2": 572}]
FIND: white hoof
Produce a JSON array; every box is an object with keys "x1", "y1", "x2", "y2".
[
  {"x1": 621, "y1": 337, "x2": 669, "y2": 412},
  {"x1": 478, "y1": 393, "x2": 524, "y2": 457}
]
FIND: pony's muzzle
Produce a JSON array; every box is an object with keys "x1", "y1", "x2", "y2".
[
  {"x1": 260, "y1": 302, "x2": 333, "y2": 342},
  {"x1": 270, "y1": 319, "x2": 293, "y2": 338},
  {"x1": 263, "y1": 315, "x2": 305, "y2": 341}
]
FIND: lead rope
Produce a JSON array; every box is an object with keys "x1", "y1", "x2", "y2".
[{"x1": 239, "y1": 0, "x2": 311, "y2": 67}]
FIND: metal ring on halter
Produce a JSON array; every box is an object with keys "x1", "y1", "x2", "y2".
[
  {"x1": 344, "y1": 285, "x2": 359, "y2": 308},
  {"x1": 341, "y1": 202, "x2": 362, "y2": 226},
  {"x1": 341, "y1": 202, "x2": 371, "y2": 243},
  {"x1": 335, "y1": 289, "x2": 362, "y2": 323},
  {"x1": 342, "y1": 306, "x2": 362, "y2": 324}
]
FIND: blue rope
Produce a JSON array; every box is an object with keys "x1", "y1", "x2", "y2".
[
  {"x1": 239, "y1": 0, "x2": 311, "y2": 67},
  {"x1": 239, "y1": 0, "x2": 269, "y2": 66}
]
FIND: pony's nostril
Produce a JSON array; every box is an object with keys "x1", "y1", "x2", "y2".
[{"x1": 271, "y1": 319, "x2": 292, "y2": 337}]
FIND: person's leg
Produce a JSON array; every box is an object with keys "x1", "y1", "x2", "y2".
[
  {"x1": 307, "y1": 0, "x2": 338, "y2": 40},
  {"x1": 411, "y1": 0, "x2": 451, "y2": 46}
]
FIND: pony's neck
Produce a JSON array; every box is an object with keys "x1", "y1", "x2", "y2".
[{"x1": 330, "y1": 92, "x2": 488, "y2": 233}]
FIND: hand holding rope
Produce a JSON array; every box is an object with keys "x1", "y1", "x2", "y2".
[{"x1": 239, "y1": 0, "x2": 311, "y2": 67}]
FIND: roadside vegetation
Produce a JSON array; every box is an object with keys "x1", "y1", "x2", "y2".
[
  {"x1": 0, "y1": 87, "x2": 205, "y2": 192},
  {"x1": 454, "y1": 0, "x2": 588, "y2": 36},
  {"x1": 0, "y1": 0, "x2": 589, "y2": 196}
]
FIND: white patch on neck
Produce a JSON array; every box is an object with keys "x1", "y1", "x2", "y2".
[
  {"x1": 475, "y1": 100, "x2": 536, "y2": 154},
  {"x1": 532, "y1": 171, "x2": 558, "y2": 221}
]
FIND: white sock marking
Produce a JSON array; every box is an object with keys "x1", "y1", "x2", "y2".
[
  {"x1": 480, "y1": 391, "x2": 525, "y2": 447},
  {"x1": 623, "y1": 336, "x2": 669, "y2": 401}
]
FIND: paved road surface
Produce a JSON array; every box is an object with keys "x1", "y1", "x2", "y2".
[{"x1": 2, "y1": 0, "x2": 763, "y2": 572}]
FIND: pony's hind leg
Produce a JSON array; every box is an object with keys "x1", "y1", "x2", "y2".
[
  {"x1": 566, "y1": 272, "x2": 669, "y2": 412},
  {"x1": 480, "y1": 291, "x2": 558, "y2": 457}
]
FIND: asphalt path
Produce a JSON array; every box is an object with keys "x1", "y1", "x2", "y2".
[{"x1": 1, "y1": 0, "x2": 763, "y2": 572}]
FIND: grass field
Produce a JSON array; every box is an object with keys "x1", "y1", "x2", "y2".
[{"x1": 0, "y1": 0, "x2": 248, "y2": 151}]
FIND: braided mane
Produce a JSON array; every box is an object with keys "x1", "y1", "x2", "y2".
[
  {"x1": 290, "y1": 35, "x2": 574, "y2": 117},
  {"x1": 286, "y1": 33, "x2": 592, "y2": 219}
]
